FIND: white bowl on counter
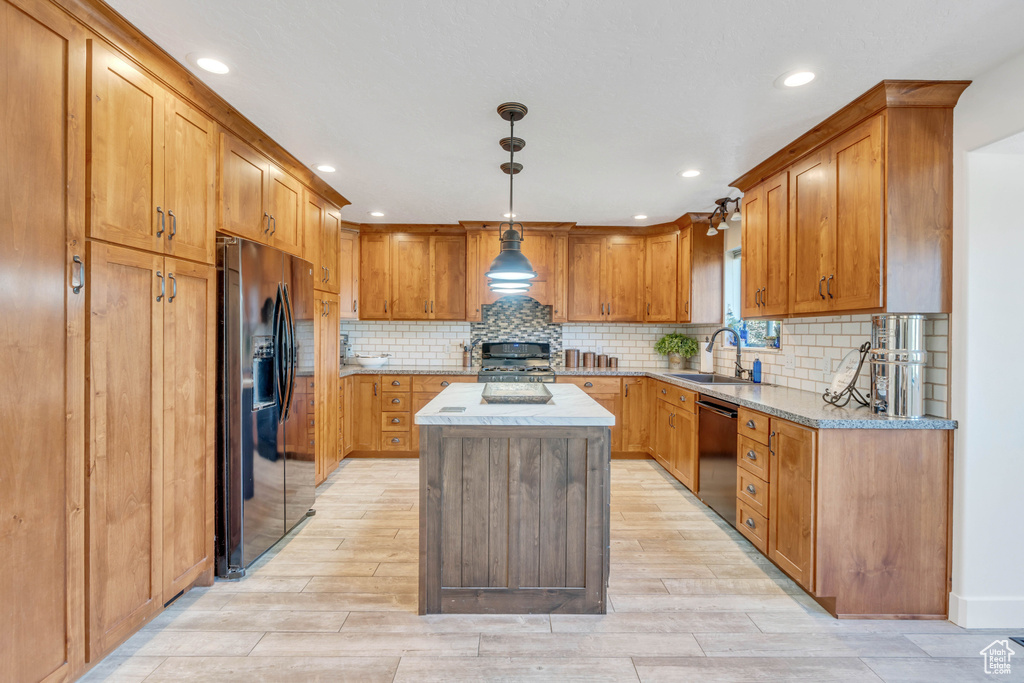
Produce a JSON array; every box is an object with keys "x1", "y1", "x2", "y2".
[{"x1": 354, "y1": 354, "x2": 390, "y2": 368}]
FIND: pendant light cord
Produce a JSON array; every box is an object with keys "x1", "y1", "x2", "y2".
[{"x1": 508, "y1": 118, "x2": 516, "y2": 236}]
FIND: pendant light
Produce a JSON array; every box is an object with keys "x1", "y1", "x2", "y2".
[{"x1": 486, "y1": 102, "x2": 537, "y2": 289}]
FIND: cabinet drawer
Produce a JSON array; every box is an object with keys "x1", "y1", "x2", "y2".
[
  {"x1": 653, "y1": 382, "x2": 697, "y2": 413},
  {"x1": 737, "y1": 435, "x2": 770, "y2": 481},
  {"x1": 737, "y1": 468, "x2": 769, "y2": 518},
  {"x1": 380, "y1": 432, "x2": 411, "y2": 450},
  {"x1": 381, "y1": 412, "x2": 411, "y2": 432},
  {"x1": 736, "y1": 499, "x2": 768, "y2": 553},
  {"x1": 412, "y1": 375, "x2": 476, "y2": 394},
  {"x1": 382, "y1": 392, "x2": 409, "y2": 409},
  {"x1": 561, "y1": 376, "x2": 620, "y2": 395},
  {"x1": 738, "y1": 407, "x2": 770, "y2": 444},
  {"x1": 382, "y1": 375, "x2": 412, "y2": 392}
]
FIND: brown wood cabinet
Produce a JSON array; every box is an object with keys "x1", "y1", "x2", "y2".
[
  {"x1": 342, "y1": 375, "x2": 355, "y2": 454},
  {"x1": 86, "y1": 242, "x2": 215, "y2": 660},
  {"x1": 568, "y1": 235, "x2": 644, "y2": 322},
  {"x1": 390, "y1": 234, "x2": 432, "y2": 319},
  {"x1": 621, "y1": 377, "x2": 647, "y2": 453},
  {"x1": 352, "y1": 375, "x2": 381, "y2": 450},
  {"x1": 358, "y1": 233, "x2": 391, "y2": 319},
  {"x1": 741, "y1": 171, "x2": 788, "y2": 318},
  {"x1": 767, "y1": 418, "x2": 816, "y2": 590},
  {"x1": 338, "y1": 228, "x2": 359, "y2": 318},
  {"x1": 361, "y1": 233, "x2": 466, "y2": 320},
  {"x1": 305, "y1": 191, "x2": 341, "y2": 294},
  {"x1": 1, "y1": 2, "x2": 86, "y2": 677},
  {"x1": 219, "y1": 132, "x2": 304, "y2": 257},
  {"x1": 314, "y1": 292, "x2": 340, "y2": 484},
  {"x1": 644, "y1": 232, "x2": 678, "y2": 322},
  {"x1": 649, "y1": 382, "x2": 697, "y2": 491},
  {"x1": 677, "y1": 227, "x2": 692, "y2": 322},
  {"x1": 89, "y1": 42, "x2": 216, "y2": 263}
]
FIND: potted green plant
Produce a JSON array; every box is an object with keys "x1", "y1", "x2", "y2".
[{"x1": 654, "y1": 333, "x2": 699, "y2": 370}]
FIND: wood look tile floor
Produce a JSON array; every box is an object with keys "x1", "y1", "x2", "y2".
[{"x1": 83, "y1": 459, "x2": 1022, "y2": 682}]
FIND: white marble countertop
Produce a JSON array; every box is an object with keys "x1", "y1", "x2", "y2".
[{"x1": 415, "y1": 383, "x2": 615, "y2": 427}]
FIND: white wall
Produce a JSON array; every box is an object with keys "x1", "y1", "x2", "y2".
[{"x1": 949, "y1": 49, "x2": 1024, "y2": 628}]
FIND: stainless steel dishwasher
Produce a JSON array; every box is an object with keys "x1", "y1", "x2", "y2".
[{"x1": 696, "y1": 398, "x2": 739, "y2": 525}]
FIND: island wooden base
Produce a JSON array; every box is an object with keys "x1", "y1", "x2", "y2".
[{"x1": 418, "y1": 425, "x2": 610, "y2": 614}]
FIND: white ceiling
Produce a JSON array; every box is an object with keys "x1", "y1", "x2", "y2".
[{"x1": 109, "y1": 0, "x2": 1024, "y2": 225}]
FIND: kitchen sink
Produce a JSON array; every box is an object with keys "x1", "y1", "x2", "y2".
[{"x1": 668, "y1": 373, "x2": 752, "y2": 385}]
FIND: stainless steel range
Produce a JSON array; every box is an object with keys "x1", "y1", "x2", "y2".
[{"x1": 477, "y1": 342, "x2": 555, "y2": 383}]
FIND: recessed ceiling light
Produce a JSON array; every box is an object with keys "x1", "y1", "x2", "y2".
[
  {"x1": 776, "y1": 70, "x2": 816, "y2": 88},
  {"x1": 633, "y1": 214, "x2": 648, "y2": 220},
  {"x1": 316, "y1": 164, "x2": 336, "y2": 173},
  {"x1": 680, "y1": 170, "x2": 701, "y2": 178},
  {"x1": 503, "y1": 213, "x2": 517, "y2": 218},
  {"x1": 368, "y1": 211, "x2": 385, "y2": 217},
  {"x1": 195, "y1": 57, "x2": 229, "y2": 75}
]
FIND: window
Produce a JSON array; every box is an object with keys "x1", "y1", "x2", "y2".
[{"x1": 723, "y1": 247, "x2": 782, "y2": 349}]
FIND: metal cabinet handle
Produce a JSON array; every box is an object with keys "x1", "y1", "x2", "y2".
[
  {"x1": 156, "y1": 271, "x2": 165, "y2": 301},
  {"x1": 679, "y1": 395, "x2": 687, "y2": 402},
  {"x1": 827, "y1": 274, "x2": 834, "y2": 299},
  {"x1": 263, "y1": 212, "x2": 270, "y2": 234},
  {"x1": 746, "y1": 450, "x2": 757, "y2": 461},
  {"x1": 430, "y1": 300, "x2": 434, "y2": 313},
  {"x1": 441, "y1": 381, "x2": 450, "y2": 387},
  {"x1": 392, "y1": 380, "x2": 401, "y2": 386},
  {"x1": 669, "y1": 413, "x2": 675, "y2": 428},
  {"x1": 424, "y1": 300, "x2": 428, "y2": 313},
  {"x1": 269, "y1": 215, "x2": 277, "y2": 236},
  {"x1": 584, "y1": 382, "x2": 593, "y2": 387},
  {"x1": 746, "y1": 484, "x2": 757, "y2": 494},
  {"x1": 391, "y1": 438, "x2": 400, "y2": 443},
  {"x1": 391, "y1": 398, "x2": 401, "y2": 404},
  {"x1": 818, "y1": 276, "x2": 825, "y2": 299},
  {"x1": 168, "y1": 273, "x2": 176, "y2": 302},
  {"x1": 156, "y1": 206, "x2": 165, "y2": 237},
  {"x1": 745, "y1": 518, "x2": 756, "y2": 529},
  {"x1": 769, "y1": 430, "x2": 776, "y2": 457},
  {"x1": 71, "y1": 255, "x2": 84, "y2": 294},
  {"x1": 746, "y1": 420, "x2": 756, "y2": 429},
  {"x1": 661, "y1": 388, "x2": 667, "y2": 395},
  {"x1": 326, "y1": 266, "x2": 330, "y2": 282},
  {"x1": 391, "y1": 418, "x2": 401, "y2": 423},
  {"x1": 384, "y1": 300, "x2": 388, "y2": 314},
  {"x1": 374, "y1": 382, "x2": 378, "y2": 396},
  {"x1": 762, "y1": 286, "x2": 767, "y2": 304},
  {"x1": 168, "y1": 210, "x2": 177, "y2": 240},
  {"x1": 608, "y1": 303, "x2": 612, "y2": 316},
  {"x1": 353, "y1": 300, "x2": 357, "y2": 313},
  {"x1": 624, "y1": 384, "x2": 629, "y2": 398},
  {"x1": 754, "y1": 288, "x2": 760, "y2": 307},
  {"x1": 647, "y1": 302, "x2": 651, "y2": 316}
]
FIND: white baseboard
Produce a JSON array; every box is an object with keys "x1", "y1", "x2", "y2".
[{"x1": 949, "y1": 592, "x2": 1024, "y2": 628}]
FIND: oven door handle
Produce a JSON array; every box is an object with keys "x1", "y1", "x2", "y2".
[{"x1": 695, "y1": 400, "x2": 738, "y2": 419}]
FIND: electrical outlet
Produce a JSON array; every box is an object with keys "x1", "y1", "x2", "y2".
[{"x1": 784, "y1": 354, "x2": 795, "y2": 370}]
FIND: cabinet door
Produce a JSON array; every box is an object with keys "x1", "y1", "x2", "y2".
[
  {"x1": 409, "y1": 393, "x2": 435, "y2": 452},
  {"x1": 567, "y1": 236, "x2": 604, "y2": 321},
  {"x1": 789, "y1": 148, "x2": 832, "y2": 315},
  {"x1": 654, "y1": 399, "x2": 675, "y2": 472},
  {"x1": 163, "y1": 96, "x2": 216, "y2": 264},
  {"x1": 343, "y1": 376, "x2": 355, "y2": 454},
  {"x1": 337, "y1": 230, "x2": 358, "y2": 318},
  {"x1": 430, "y1": 235, "x2": 466, "y2": 319},
  {"x1": 551, "y1": 234, "x2": 568, "y2": 322},
  {"x1": 314, "y1": 293, "x2": 340, "y2": 483},
  {"x1": 519, "y1": 232, "x2": 553, "y2": 306},
  {"x1": 352, "y1": 375, "x2": 381, "y2": 450},
  {"x1": 87, "y1": 242, "x2": 164, "y2": 659},
  {"x1": 740, "y1": 182, "x2": 765, "y2": 319},
  {"x1": 830, "y1": 115, "x2": 883, "y2": 312},
  {"x1": 621, "y1": 378, "x2": 647, "y2": 453},
  {"x1": 768, "y1": 419, "x2": 816, "y2": 590},
  {"x1": 319, "y1": 205, "x2": 341, "y2": 294},
  {"x1": 604, "y1": 235, "x2": 645, "y2": 322},
  {"x1": 269, "y1": 166, "x2": 303, "y2": 257},
  {"x1": 162, "y1": 258, "x2": 215, "y2": 598},
  {"x1": 466, "y1": 232, "x2": 483, "y2": 321},
  {"x1": 644, "y1": 232, "x2": 678, "y2": 322},
  {"x1": 219, "y1": 133, "x2": 270, "y2": 241},
  {"x1": 672, "y1": 409, "x2": 697, "y2": 492},
  {"x1": 390, "y1": 233, "x2": 431, "y2": 319},
  {"x1": 359, "y1": 233, "x2": 391, "y2": 319},
  {"x1": 762, "y1": 171, "x2": 790, "y2": 317},
  {"x1": 303, "y1": 191, "x2": 326, "y2": 286},
  {"x1": 678, "y1": 227, "x2": 692, "y2": 322},
  {"x1": 591, "y1": 394, "x2": 622, "y2": 452},
  {"x1": 88, "y1": 42, "x2": 164, "y2": 253},
  {"x1": 1, "y1": 3, "x2": 85, "y2": 678}
]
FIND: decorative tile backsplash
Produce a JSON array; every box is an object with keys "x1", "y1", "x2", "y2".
[
  {"x1": 470, "y1": 296, "x2": 563, "y2": 366},
  {"x1": 338, "y1": 320, "x2": 470, "y2": 366}
]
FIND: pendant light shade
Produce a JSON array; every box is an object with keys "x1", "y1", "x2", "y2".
[{"x1": 488, "y1": 102, "x2": 537, "y2": 291}]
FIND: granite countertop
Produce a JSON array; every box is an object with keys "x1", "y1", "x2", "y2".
[
  {"x1": 415, "y1": 383, "x2": 615, "y2": 427},
  {"x1": 339, "y1": 363, "x2": 956, "y2": 430}
]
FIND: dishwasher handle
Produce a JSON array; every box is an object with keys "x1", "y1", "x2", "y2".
[{"x1": 696, "y1": 400, "x2": 738, "y2": 419}]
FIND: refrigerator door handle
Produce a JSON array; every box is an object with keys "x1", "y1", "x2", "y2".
[
  {"x1": 273, "y1": 285, "x2": 287, "y2": 423},
  {"x1": 281, "y1": 282, "x2": 297, "y2": 421}
]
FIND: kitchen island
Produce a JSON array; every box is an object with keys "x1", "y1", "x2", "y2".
[{"x1": 415, "y1": 383, "x2": 613, "y2": 614}]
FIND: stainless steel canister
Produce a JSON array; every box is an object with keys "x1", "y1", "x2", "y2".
[
  {"x1": 870, "y1": 314, "x2": 927, "y2": 419},
  {"x1": 582, "y1": 352, "x2": 595, "y2": 368},
  {"x1": 597, "y1": 354, "x2": 608, "y2": 368},
  {"x1": 564, "y1": 349, "x2": 580, "y2": 368}
]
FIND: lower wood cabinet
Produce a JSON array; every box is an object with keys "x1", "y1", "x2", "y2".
[
  {"x1": 648, "y1": 380, "x2": 697, "y2": 491},
  {"x1": 767, "y1": 418, "x2": 816, "y2": 590},
  {"x1": 352, "y1": 375, "x2": 381, "y2": 450},
  {"x1": 86, "y1": 242, "x2": 215, "y2": 660},
  {"x1": 314, "y1": 292, "x2": 340, "y2": 484},
  {"x1": 621, "y1": 377, "x2": 647, "y2": 453}
]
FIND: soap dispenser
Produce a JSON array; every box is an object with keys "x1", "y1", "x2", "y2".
[{"x1": 752, "y1": 356, "x2": 762, "y2": 384}]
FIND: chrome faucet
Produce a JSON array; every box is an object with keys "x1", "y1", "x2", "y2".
[{"x1": 707, "y1": 327, "x2": 747, "y2": 379}]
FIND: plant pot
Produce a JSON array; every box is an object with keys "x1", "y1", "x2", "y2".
[{"x1": 667, "y1": 352, "x2": 683, "y2": 370}]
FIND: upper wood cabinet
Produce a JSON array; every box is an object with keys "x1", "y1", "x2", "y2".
[
  {"x1": 741, "y1": 171, "x2": 789, "y2": 318},
  {"x1": 768, "y1": 418, "x2": 816, "y2": 590},
  {"x1": 679, "y1": 214, "x2": 724, "y2": 325},
  {"x1": 734, "y1": 81, "x2": 969, "y2": 317},
  {"x1": 360, "y1": 233, "x2": 466, "y2": 320},
  {"x1": 218, "y1": 132, "x2": 304, "y2": 257},
  {"x1": 338, "y1": 229, "x2": 359, "y2": 319},
  {"x1": 677, "y1": 227, "x2": 693, "y2": 323},
  {"x1": 89, "y1": 42, "x2": 216, "y2": 263},
  {"x1": 568, "y1": 234, "x2": 645, "y2": 322},
  {"x1": 644, "y1": 232, "x2": 678, "y2": 322}
]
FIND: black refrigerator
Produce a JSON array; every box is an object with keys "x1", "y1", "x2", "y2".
[{"x1": 216, "y1": 235, "x2": 315, "y2": 578}]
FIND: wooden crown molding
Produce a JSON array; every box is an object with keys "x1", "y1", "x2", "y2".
[
  {"x1": 358, "y1": 223, "x2": 463, "y2": 234},
  {"x1": 49, "y1": 0, "x2": 351, "y2": 209},
  {"x1": 459, "y1": 221, "x2": 576, "y2": 232},
  {"x1": 730, "y1": 79, "x2": 970, "y2": 192},
  {"x1": 677, "y1": 213, "x2": 712, "y2": 230}
]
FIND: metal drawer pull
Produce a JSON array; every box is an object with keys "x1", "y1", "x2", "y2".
[
  {"x1": 584, "y1": 382, "x2": 593, "y2": 387},
  {"x1": 745, "y1": 518, "x2": 756, "y2": 529},
  {"x1": 440, "y1": 381, "x2": 449, "y2": 387},
  {"x1": 392, "y1": 380, "x2": 401, "y2": 386},
  {"x1": 746, "y1": 484, "x2": 757, "y2": 494},
  {"x1": 391, "y1": 398, "x2": 401, "y2": 404},
  {"x1": 661, "y1": 388, "x2": 667, "y2": 395},
  {"x1": 391, "y1": 418, "x2": 401, "y2": 423},
  {"x1": 391, "y1": 438, "x2": 400, "y2": 443},
  {"x1": 746, "y1": 420, "x2": 756, "y2": 429},
  {"x1": 71, "y1": 255, "x2": 84, "y2": 294},
  {"x1": 679, "y1": 395, "x2": 686, "y2": 402},
  {"x1": 746, "y1": 450, "x2": 757, "y2": 461}
]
